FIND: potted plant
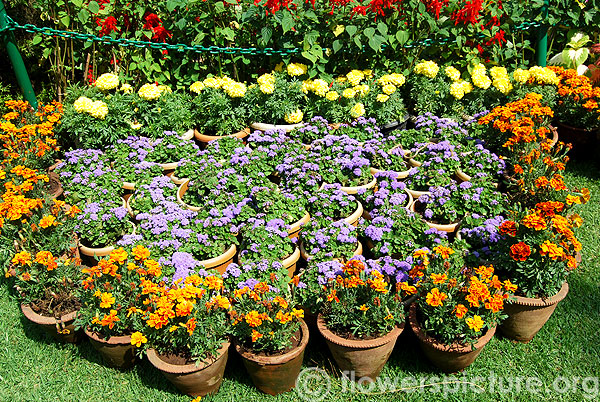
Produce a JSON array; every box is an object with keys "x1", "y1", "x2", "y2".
[
  {"x1": 190, "y1": 77, "x2": 250, "y2": 143},
  {"x1": 491, "y1": 192, "x2": 589, "y2": 342},
  {"x1": 127, "y1": 176, "x2": 178, "y2": 218},
  {"x1": 228, "y1": 274, "x2": 308, "y2": 395},
  {"x1": 363, "y1": 138, "x2": 411, "y2": 179},
  {"x1": 316, "y1": 256, "x2": 410, "y2": 381},
  {"x1": 135, "y1": 271, "x2": 231, "y2": 397},
  {"x1": 75, "y1": 246, "x2": 160, "y2": 368},
  {"x1": 306, "y1": 184, "x2": 362, "y2": 226},
  {"x1": 250, "y1": 187, "x2": 309, "y2": 239},
  {"x1": 363, "y1": 174, "x2": 413, "y2": 217},
  {"x1": 409, "y1": 243, "x2": 515, "y2": 372},
  {"x1": 145, "y1": 132, "x2": 201, "y2": 172},
  {"x1": 299, "y1": 218, "x2": 362, "y2": 263}
]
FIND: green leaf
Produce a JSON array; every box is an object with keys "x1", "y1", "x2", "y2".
[
  {"x1": 77, "y1": 9, "x2": 90, "y2": 24},
  {"x1": 301, "y1": 50, "x2": 318, "y2": 64},
  {"x1": 354, "y1": 36, "x2": 361, "y2": 49},
  {"x1": 281, "y1": 12, "x2": 294, "y2": 33},
  {"x1": 166, "y1": 0, "x2": 178, "y2": 12},
  {"x1": 260, "y1": 27, "x2": 272, "y2": 47},
  {"x1": 332, "y1": 39, "x2": 343, "y2": 53},
  {"x1": 42, "y1": 47, "x2": 52, "y2": 59},
  {"x1": 214, "y1": 2, "x2": 226, "y2": 13},
  {"x1": 364, "y1": 27, "x2": 375, "y2": 38},
  {"x1": 368, "y1": 35, "x2": 383, "y2": 52},
  {"x1": 31, "y1": 35, "x2": 43, "y2": 46},
  {"x1": 88, "y1": 1, "x2": 100, "y2": 14},
  {"x1": 396, "y1": 30, "x2": 409, "y2": 45},
  {"x1": 377, "y1": 22, "x2": 388, "y2": 36},
  {"x1": 129, "y1": 62, "x2": 137, "y2": 70},
  {"x1": 346, "y1": 25, "x2": 357, "y2": 37},
  {"x1": 71, "y1": 0, "x2": 83, "y2": 7},
  {"x1": 60, "y1": 15, "x2": 70, "y2": 27},
  {"x1": 221, "y1": 27, "x2": 235, "y2": 41}
]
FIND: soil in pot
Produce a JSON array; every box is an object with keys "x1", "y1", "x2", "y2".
[
  {"x1": 235, "y1": 319, "x2": 309, "y2": 395},
  {"x1": 21, "y1": 293, "x2": 82, "y2": 343}
]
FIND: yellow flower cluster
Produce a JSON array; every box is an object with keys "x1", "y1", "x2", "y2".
[
  {"x1": 382, "y1": 84, "x2": 396, "y2": 95},
  {"x1": 287, "y1": 63, "x2": 308, "y2": 77},
  {"x1": 354, "y1": 84, "x2": 369, "y2": 97},
  {"x1": 512, "y1": 68, "x2": 530, "y2": 84},
  {"x1": 223, "y1": 81, "x2": 247, "y2": 98},
  {"x1": 444, "y1": 66, "x2": 461, "y2": 82},
  {"x1": 449, "y1": 81, "x2": 474, "y2": 100},
  {"x1": 119, "y1": 84, "x2": 133, "y2": 94},
  {"x1": 376, "y1": 94, "x2": 389, "y2": 103},
  {"x1": 257, "y1": 73, "x2": 275, "y2": 94},
  {"x1": 189, "y1": 81, "x2": 205, "y2": 94},
  {"x1": 378, "y1": 73, "x2": 406, "y2": 87},
  {"x1": 350, "y1": 102, "x2": 365, "y2": 118},
  {"x1": 415, "y1": 60, "x2": 439, "y2": 78},
  {"x1": 308, "y1": 79, "x2": 330, "y2": 97},
  {"x1": 95, "y1": 73, "x2": 119, "y2": 91},
  {"x1": 343, "y1": 88, "x2": 357, "y2": 98},
  {"x1": 346, "y1": 70, "x2": 365, "y2": 86},
  {"x1": 490, "y1": 66, "x2": 513, "y2": 95},
  {"x1": 73, "y1": 96, "x2": 108, "y2": 119},
  {"x1": 138, "y1": 83, "x2": 163, "y2": 101},
  {"x1": 326, "y1": 91, "x2": 339, "y2": 101},
  {"x1": 284, "y1": 109, "x2": 303, "y2": 124},
  {"x1": 527, "y1": 66, "x2": 560, "y2": 85},
  {"x1": 470, "y1": 64, "x2": 492, "y2": 89}
]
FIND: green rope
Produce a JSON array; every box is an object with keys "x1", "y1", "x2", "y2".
[{"x1": 0, "y1": 14, "x2": 546, "y2": 55}]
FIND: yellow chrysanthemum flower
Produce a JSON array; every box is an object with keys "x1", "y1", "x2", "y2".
[
  {"x1": 190, "y1": 81, "x2": 205, "y2": 94},
  {"x1": 223, "y1": 82, "x2": 247, "y2": 98},
  {"x1": 326, "y1": 91, "x2": 340, "y2": 101},
  {"x1": 513, "y1": 68, "x2": 530, "y2": 84},
  {"x1": 73, "y1": 96, "x2": 93, "y2": 113},
  {"x1": 354, "y1": 84, "x2": 370, "y2": 97},
  {"x1": 203, "y1": 77, "x2": 221, "y2": 89},
  {"x1": 346, "y1": 70, "x2": 364, "y2": 86},
  {"x1": 119, "y1": 83, "x2": 133, "y2": 94},
  {"x1": 444, "y1": 66, "x2": 461, "y2": 82},
  {"x1": 382, "y1": 84, "x2": 396, "y2": 95},
  {"x1": 489, "y1": 66, "x2": 508, "y2": 80},
  {"x1": 284, "y1": 109, "x2": 303, "y2": 124},
  {"x1": 95, "y1": 73, "x2": 119, "y2": 91},
  {"x1": 138, "y1": 83, "x2": 162, "y2": 101},
  {"x1": 259, "y1": 83, "x2": 275, "y2": 94},
  {"x1": 257, "y1": 73, "x2": 275, "y2": 86},
  {"x1": 88, "y1": 100, "x2": 108, "y2": 119},
  {"x1": 342, "y1": 88, "x2": 357, "y2": 98},
  {"x1": 287, "y1": 63, "x2": 307, "y2": 77},
  {"x1": 414, "y1": 60, "x2": 439, "y2": 78},
  {"x1": 301, "y1": 80, "x2": 313, "y2": 94},
  {"x1": 350, "y1": 102, "x2": 365, "y2": 118},
  {"x1": 471, "y1": 72, "x2": 492, "y2": 90},
  {"x1": 311, "y1": 79, "x2": 329, "y2": 97},
  {"x1": 492, "y1": 77, "x2": 513, "y2": 95},
  {"x1": 449, "y1": 81, "x2": 466, "y2": 99},
  {"x1": 376, "y1": 94, "x2": 389, "y2": 103}
]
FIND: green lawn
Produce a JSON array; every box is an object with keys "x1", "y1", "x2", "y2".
[{"x1": 1, "y1": 161, "x2": 599, "y2": 402}]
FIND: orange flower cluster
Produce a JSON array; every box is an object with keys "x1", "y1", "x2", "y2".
[{"x1": 550, "y1": 66, "x2": 600, "y2": 126}]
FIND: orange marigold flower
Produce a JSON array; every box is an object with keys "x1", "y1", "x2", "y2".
[
  {"x1": 251, "y1": 329, "x2": 263, "y2": 342},
  {"x1": 21, "y1": 272, "x2": 32, "y2": 281},
  {"x1": 433, "y1": 245, "x2": 454, "y2": 259},
  {"x1": 510, "y1": 242, "x2": 531, "y2": 262},
  {"x1": 425, "y1": 288, "x2": 447, "y2": 307},
  {"x1": 275, "y1": 310, "x2": 292, "y2": 323},
  {"x1": 398, "y1": 281, "x2": 417, "y2": 295},
  {"x1": 539, "y1": 240, "x2": 565, "y2": 260},
  {"x1": 522, "y1": 213, "x2": 547, "y2": 231},
  {"x1": 358, "y1": 304, "x2": 369, "y2": 312},
  {"x1": 484, "y1": 294, "x2": 504, "y2": 313},
  {"x1": 431, "y1": 273, "x2": 447, "y2": 285},
  {"x1": 12, "y1": 251, "x2": 32, "y2": 266},
  {"x1": 466, "y1": 315, "x2": 484, "y2": 332},
  {"x1": 99, "y1": 292, "x2": 115, "y2": 308},
  {"x1": 132, "y1": 245, "x2": 150, "y2": 261},
  {"x1": 454, "y1": 304, "x2": 468, "y2": 319},
  {"x1": 184, "y1": 318, "x2": 196, "y2": 335},
  {"x1": 499, "y1": 220, "x2": 517, "y2": 237},
  {"x1": 100, "y1": 309, "x2": 120, "y2": 329},
  {"x1": 130, "y1": 331, "x2": 147, "y2": 347},
  {"x1": 205, "y1": 275, "x2": 223, "y2": 290},
  {"x1": 109, "y1": 248, "x2": 128, "y2": 264},
  {"x1": 503, "y1": 279, "x2": 518, "y2": 292},
  {"x1": 245, "y1": 310, "x2": 263, "y2": 327},
  {"x1": 38, "y1": 215, "x2": 58, "y2": 228}
]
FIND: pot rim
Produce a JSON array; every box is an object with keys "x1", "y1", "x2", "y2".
[
  {"x1": 408, "y1": 303, "x2": 496, "y2": 353},
  {"x1": 234, "y1": 318, "x2": 309, "y2": 365},
  {"x1": 300, "y1": 241, "x2": 363, "y2": 262},
  {"x1": 249, "y1": 122, "x2": 304, "y2": 133},
  {"x1": 21, "y1": 303, "x2": 78, "y2": 325},
  {"x1": 281, "y1": 246, "x2": 301, "y2": 269},
  {"x1": 510, "y1": 281, "x2": 569, "y2": 307},
  {"x1": 369, "y1": 166, "x2": 411, "y2": 180},
  {"x1": 339, "y1": 176, "x2": 377, "y2": 195},
  {"x1": 158, "y1": 161, "x2": 180, "y2": 171},
  {"x1": 316, "y1": 314, "x2": 404, "y2": 349},
  {"x1": 409, "y1": 199, "x2": 462, "y2": 232},
  {"x1": 344, "y1": 200, "x2": 364, "y2": 226},
  {"x1": 165, "y1": 171, "x2": 188, "y2": 185},
  {"x1": 84, "y1": 327, "x2": 133, "y2": 345},
  {"x1": 195, "y1": 127, "x2": 250, "y2": 141},
  {"x1": 288, "y1": 211, "x2": 311, "y2": 234},
  {"x1": 198, "y1": 244, "x2": 237, "y2": 269},
  {"x1": 146, "y1": 340, "x2": 230, "y2": 374},
  {"x1": 177, "y1": 179, "x2": 202, "y2": 212},
  {"x1": 79, "y1": 220, "x2": 136, "y2": 256}
]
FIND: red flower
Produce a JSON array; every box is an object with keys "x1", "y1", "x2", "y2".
[
  {"x1": 509, "y1": 242, "x2": 531, "y2": 262},
  {"x1": 452, "y1": 0, "x2": 484, "y2": 26},
  {"x1": 98, "y1": 16, "x2": 118, "y2": 37},
  {"x1": 151, "y1": 25, "x2": 172, "y2": 43},
  {"x1": 144, "y1": 13, "x2": 162, "y2": 30}
]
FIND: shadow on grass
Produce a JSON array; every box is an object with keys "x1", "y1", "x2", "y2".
[{"x1": 134, "y1": 357, "x2": 182, "y2": 397}]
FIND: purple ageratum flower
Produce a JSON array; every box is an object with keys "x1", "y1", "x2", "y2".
[{"x1": 169, "y1": 251, "x2": 200, "y2": 283}]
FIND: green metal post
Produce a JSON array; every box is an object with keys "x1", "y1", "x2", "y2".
[
  {"x1": 536, "y1": 0, "x2": 549, "y2": 67},
  {"x1": 0, "y1": 0, "x2": 38, "y2": 109}
]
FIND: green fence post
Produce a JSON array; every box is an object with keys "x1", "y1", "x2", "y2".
[
  {"x1": 0, "y1": 0, "x2": 38, "y2": 109},
  {"x1": 536, "y1": 0, "x2": 549, "y2": 67}
]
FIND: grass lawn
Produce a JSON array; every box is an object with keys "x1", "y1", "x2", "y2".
[{"x1": 0, "y1": 161, "x2": 598, "y2": 402}]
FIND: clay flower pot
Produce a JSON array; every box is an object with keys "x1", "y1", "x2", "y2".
[
  {"x1": 455, "y1": 169, "x2": 471, "y2": 182},
  {"x1": 146, "y1": 340, "x2": 230, "y2": 397},
  {"x1": 198, "y1": 245, "x2": 237, "y2": 275},
  {"x1": 84, "y1": 329, "x2": 136, "y2": 369},
  {"x1": 500, "y1": 282, "x2": 569, "y2": 343},
  {"x1": 235, "y1": 318, "x2": 309, "y2": 395},
  {"x1": 165, "y1": 171, "x2": 187, "y2": 185},
  {"x1": 370, "y1": 166, "x2": 411, "y2": 180},
  {"x1": 409, "y1": 201, "x2": 462, "y2": 233},
  {"x1": 180, "y1": 129, "x2": 195, "y2": 141},
  {"x1": 194, "y1": 127, "x2": 250, "y2": 144},
  {"x1": 408, "y1": 304, "x2": 495, "y2": 373},
  {"x1": 288, "y1": 211, "x2": 311, "y2": 239},
  {"x1": 317, "y1": 314, "x2": 404, "y2": 381},
  {"x1": 344, "y1": 201, "x2": 364, "y2": 227},
  {"x1": 177, "y1": 179, "x2": 201, "y2": 212},
  {"x1": 300, "y1": 241, "x2": 363, "y2": 262},
  {"x1": 250, "y1": 122, "x2": 303, "y2": 133},
  {"x1": 78, "y1": 220, "x2": 136, "y2": 259},
  {"x1": 21, "y1": 304, "x2": 81, "y2": 343},
  {"x1": 339, "y1": 176, "x2": 377, "y2": 195},
  {"x1": 46, "y1": 171, "x2": 63, "y2": 199},
  {"x1": 405, "y1": 188, "x2": 431, "y2": 200},
  {"x1": 554, "y1": 121, "x2": 598, "y2": 159},
  {"x1": 281, "y1": 246, "x2": 301, "y2": 278}
]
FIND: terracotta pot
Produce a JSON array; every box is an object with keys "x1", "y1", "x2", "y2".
[
  {"x1": 250, "y1": 122, "x2": 303, "y2": 133},
  {"x1": 158, "y1": 161, "x2": 180, "y2": 174},
  {"x1": 146, "y1": 340, "x2": 230, "y2": 397},
  {"x1": 123, "y1": 193, "x2": 134, "y2": 218},
  {"x1": 79, "y1": 219, "x2": 136, "y2": 258},
  {"x1": 122, "y1": 181, "x2": 136, "y2": 191},
  {"x1": 235, "y1": 318, "x2": 309, "y2": 395},
  {"x1": 409, "y1": 201, "x2": 462, "y2": 233},
  {"x1": 180, "y1": 129, "x2": 195, "y2": 141},
  {"x1": 455, "y1": 169, "x2": 471, "y2": 182},
  {"x1": 300, "y1": 241, "x2": 363, "y2": 262},
  {"x1": 195, "y1": 127, "x2": 250, "y2": 144},
  {"x1": 84, "y1": 328, "x2": 136, "y2": 369},
  {"x1": 344, "y1": 201, "x2": 364, "y2": 227},
  {"x1": 165, "y1": 170, "x2": 188, "y2": 185},
  {"x1": 408, "y1": 304, "x2": 495, "y2": 373},
  {"x1": 339, "y1": 176, "x2": 377, "y2": 195},
  {"x1": 370, "y1": 166, "x2": 411, "y2": 180},
  {"x1": 499, "y1": 282, "x2": 569, "y2": 343},
  {"x1": 198, "y1": 244, "x2": 237, "y2": 275},
  {"x1": 177, "y1": 179, "x2": 201, "y2": 212},
  {"x1": 281, "y1": 246, "x2": 301, "y2": 278},
  {"x1": 317, "y1": 314, "x2": 404, "y2": 381},
  {"x1": 405, "y1": 188, "x2": 431, "y2": 200},
  {"x1": 46, "y1": 171, "x2": 63, "y2": 199},
  {"x1": 288, "y1": 211, "x2": 311, "y2": 239},
  {"x1": 554, "y1": 121, "x2": 599, "y2": 159},
  {"x1": 21, "y1": 304, "x2": 81, "y2": 343},
  {"x1": 407, "y1": 157, "x2": 422, "y2": 167}
]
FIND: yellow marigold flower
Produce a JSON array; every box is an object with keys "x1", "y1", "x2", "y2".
[
  {"x1": 382, "y1": 84, "x2": 396, "y2": 95},
  {"x1": 87, "y1": 100, "x2": 108, "y2": 119},
  {"x1": 95, "y1": 73, "x2": 119, "y2": 91},
  {"x1": 138, "y1": 83, "x2": 162, "y2": 101},
  {"x1": 454, "y1": 304, "x2": 468, "y2": 319},
  {"x1": 39, "y1": 215, "x2": 58, "y2": 229},
  {"x1": 132, "y1": 245, "x2": 150, "y2": 261},
  {"x1": 346, "y1": 70, "x2": 364, "y2": 86},
  {"x1": 489, "y1": 66, "x2": 508, "y2": 80},
  {"x1": 433, "y1": 245, "x2": 454, "y2": 259},
  {"x1": 342, "y1": 88, "x2": 356, "y2": 98},
  {"x1": 466, "y1": 315, "x2": 484, "y2": 332},
  {"x1": 109, "y1": 248, "x2": 128, "y2": 264},
  {"x1": 431, "y1": 273, "x2": 447, "y2": 285},
  {"x1": 311, "y1": 79, "x2": 329, "y2": 97},
  {"x1": 12, "y1": 251, "x2": 32, "y2": 266},
  {"x1": 326, "y1": 91, "x2": 340, "y2": 101},
  {"x1": 425, "y1": 287, "x2": 447, "y2": 307},
  {"x1": 444, "y1": 66, "x2": 461, "y2": 82},
  {"x1": 493, "y1": 77, "x2": 513, "y2": 95},
  {"x1": 414, "y1": 60, "x2": 439, "y2": 78},
  {"x1": 349, "y1": 102, "x2": 365, "y2": 118},
  {"x1": 203, "y1": 77, "x2": 221, "y2": 89},
  {"x1": 99, "y1": 292, "x2": 115, "y2": 309},
  {"x1": 223, "y1": 82, "x2": 247, "y2": 98},
  {"x1": 461, "y1": 80, "x2": 474, "y2": 94},
  {"x1": 129, "y1": 121, "x2": 142, "y2": 130},
  {"x1": 284, "y1": 109, "x2": 303, "y2": 124},
  {"x1": 291, "y1": 308, "x2": 304, "y2": 318},
  {"x1": 259, "y1": 83, "x2": 275, "y2": 94},
  {"x1": 358, "y1": 304, "x2": 369, "y2": 312},
  {"x1": 450, "y1": 81, "x2": 466, "y2": 100},
  {"x1": 73, "y1": 96, "x2": 93, "y2": 113},
  {"x1": 354, "y1": 84, "x2": 370, "y2": 97},
  {"x1": 130, "y1": 331, "x2": 147, "y2": 347},
  {"x1": 257, "y1": 73, "x2": 275, "y2": 86},
  {"x1": 539, "y1": 240, "x2": 565, "y2": 260},
  {"x1": 471, "y1": 72, "x2": 491, "y2": 89},
  {"x1": 512, "y1": 68, "x2": 530, "y2": 84},
  {"x1": 287, "y1": 63, "x2": 307, "y2": 77},
  {"x1": 301, "y1": 80, "x2": 312, "y2": 94},
  {"x1": 189, "y1": 81, "x2": 205, "y2": 94},
  {"x1": 119, "y1": 83, "x2": 133, "y2": 94},
  {"x1": 376, "y1": 94, "x2": 389, "y2": 103}
]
